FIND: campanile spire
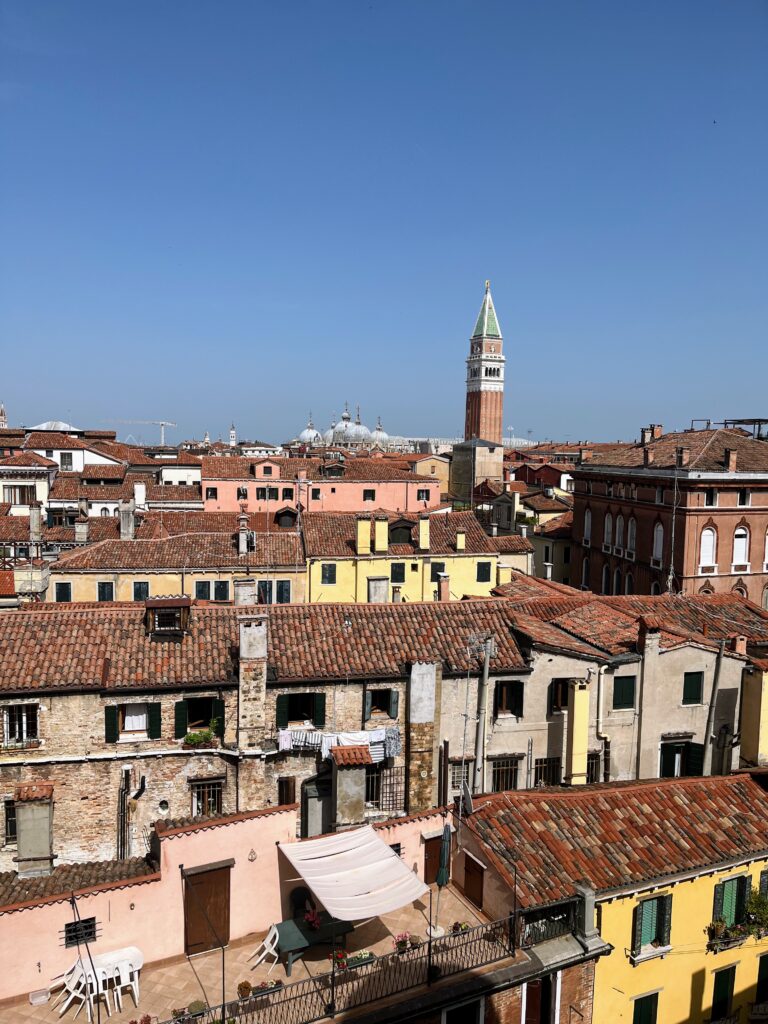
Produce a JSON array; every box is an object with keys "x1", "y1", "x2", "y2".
[{"x1": 464, "y1": 280, "x2": 505, "y2": 444}]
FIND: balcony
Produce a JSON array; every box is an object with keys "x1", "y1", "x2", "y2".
[
  {"x1": 518, "y1": 898, "x2": 578, "y2": 947},
  {"x1": 750, "y1": 1000, "x2": 768, "y2": 1021}
]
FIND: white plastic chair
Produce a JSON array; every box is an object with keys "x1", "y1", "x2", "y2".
[
  {"x1": 248, "y1": 924, "x2": 280, "y2": 972},
  {"x1": 73, "y1": 967, "x2": 111, "y2": 1021},
  {"x1": 111, "y1": 959, "x2": 140, "y2": 1012},
  {"x1": 57, "y1": 969, "x2": 87, "y2": 1018},
  {"x1": 51, "y1": 962, "x2": 82, "y2": 1010}
]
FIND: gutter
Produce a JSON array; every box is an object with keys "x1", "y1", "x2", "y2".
[
  {"x1": 594, "y1": 665, "x2": 611, "y2": 782},
  {"x1": 0, "y1": 745, "x2": 267, "y2": 769}
]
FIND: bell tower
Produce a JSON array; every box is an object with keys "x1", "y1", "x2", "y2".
[{"x1": 464, "y1": 281, "x2": 505, "y2": 444}]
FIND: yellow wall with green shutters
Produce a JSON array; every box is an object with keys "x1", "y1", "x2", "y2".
[{"x1": 595, "y1": 858, "x2": 768, "y2": 1023}]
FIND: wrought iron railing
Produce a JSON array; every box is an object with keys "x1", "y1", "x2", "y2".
[
  {"x1": 517, "y1": 898, "x2": 577, "y2": 948},
  {"x1": 158, "y1": 915, "x2": 515, "y2": 1024}
]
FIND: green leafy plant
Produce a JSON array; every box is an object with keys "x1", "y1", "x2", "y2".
[
  {"x1": 183, "y1": 728, "x2": 215, "y2": 747},
  {"x1": 188, "y1": 1001, "x2": 207, "y2": 1015}
]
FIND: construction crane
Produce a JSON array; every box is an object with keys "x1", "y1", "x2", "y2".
[{"x1": 106, "y1": 419, "x2": 177, "y2": 445}]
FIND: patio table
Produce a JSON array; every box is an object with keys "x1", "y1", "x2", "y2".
[{"x1": 276, "y1": 912, "x2": 353, "y2": 976}]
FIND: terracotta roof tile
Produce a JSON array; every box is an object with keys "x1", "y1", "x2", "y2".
[
  {"x1": 536, "y1": 510, "x2": 573, "y2": 538},
  {"x1": 0, "y1": 451, "x2": 57, "y2": 469},
  {"x1": 582, "y1": 428, "x2": 768, "y2": 473},
  {"x1": 330, "y1": 745, "x2": 373, "y2": 766},
  {"x1": 302, "y1": 511, "x2": 495, "y2": 558},
  {"x1": 15, "y1": 782, "x2": 54, "y2": 802},
  {"x1": 0, "y1": 857, "x2": 155, "y2": 911},
  {"x1": 488, "y1": 534, "x2": 534, "y2": 554},
  {"x1": 0, "y1": 570, "x2": 16, "y2": 597}
]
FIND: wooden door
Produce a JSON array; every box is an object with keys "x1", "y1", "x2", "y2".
[
  {"x1": 424, "y1": 836, "x2": 442, "y2": 885},
  {"x1": 464, "y1": 855, "x2": 484, "y2": 909},
  {"x1": 184, "y1": 865, "x2": 231, "y2": 955},
  {"x1": 524, "y1": 980, "x2": 542, "y2": 1024}
]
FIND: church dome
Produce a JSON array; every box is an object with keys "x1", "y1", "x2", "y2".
[
  {"x1": 369, "y1": 417, "x2": 389, "y2": 446},
  {"x1": 298, "y1": 414, "x2": 322, "y2": 445},
  {"x1": 347, "y1": 406, "x2": 371, "y2": 443}
]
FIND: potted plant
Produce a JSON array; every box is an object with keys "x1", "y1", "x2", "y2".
[
  {"x1": 237, "y1": 980, "x2": 252, "y2": 1004},
  {"x1": 187, "y1": 1002, "x2": 207, "y2": 1020},
  {"x1": 347, "y1": 949, "x2": 374, "y2": 968},
  {"x1": 304, "y1": 908, "x2": 321, "y2": 930},
  {"x1": 450, "y1": 921, "x2": 470, "y2": 934},
  {"x1": 393, "y1": 931, "x2": 410, "y2": 954},
  {"x1": 409, "y1": 934, "x2": 423, "y2": 949},
  {"x1": 253, "y1": 978, "x2": 283, "y2": 995},
  {"x1": 328, "y1": 947, "x2": 348, "y2": 971}
]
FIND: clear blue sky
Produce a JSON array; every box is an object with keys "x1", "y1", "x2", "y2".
[{"x1": 1, "y1": 1, "x2": 766, "y2": 445}]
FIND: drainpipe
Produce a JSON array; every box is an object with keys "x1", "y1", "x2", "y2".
[
  {"x1": 472, "y1": 639, "x2": 492, "y2": 794},
  {"x1": 702, "y1": 639, "x2": 726, "y2": 777},
  {"x1": 594, "y1": 665, "x2": 611, "y2": 782}
]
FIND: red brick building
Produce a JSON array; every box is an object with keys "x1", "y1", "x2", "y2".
[{"x1": 571, "y1": 425, "x2": 768, "y2": 606}]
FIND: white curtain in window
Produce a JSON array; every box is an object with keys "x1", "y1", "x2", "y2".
[
  {"x1": 123, "y1": 703, "x2": 148, "y2": 732},
  {"x1": 733, "y1": 527, "x2": 749, "y2": 564},
  {"x1": 604, "y1": 513, "x2": 613, "y2": 546},
  {"x1": 627, "y1": 518, "x2": 636, "y2": 552},
  {"x1": 615, "y1": 515, "x2": 624, "y2": 547},
  {"x1": 699, "y1": 528, "x2": 716, "y2": 566},
  {"x1": 653, "y1": 523, "x2": 664, "y2": 560}
]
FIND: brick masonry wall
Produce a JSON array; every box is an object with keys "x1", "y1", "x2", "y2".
[{"x1": 559, "y1": 961, "x2": 596, "y2": 1022}]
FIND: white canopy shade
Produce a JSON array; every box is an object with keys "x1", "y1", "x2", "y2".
[{"x1": 280, "y1": 825, "x2": 429, "y2": 921}]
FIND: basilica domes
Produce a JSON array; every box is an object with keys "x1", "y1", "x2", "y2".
[
  {"x1": 298, "y1": 415, "x2": 323, "y2": 445},
  {"x1": 293, "y1": 403, "x2": 395, "y2": 449}
]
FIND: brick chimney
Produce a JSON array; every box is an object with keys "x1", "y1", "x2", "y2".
[
  {"x1": 356, "y1": 516, "x2": 371, "y2": 556},
  {"x1": 119, "y1": 500, "x2": 135, "y2": 541},
  {"x1": 651, "y1": 424, "x2": 663, "y2": 439},
  {"x1": 406, "y1": 662, "x2": 442, "y2": 812},
  {"x1": 579, "y1": 448, "x2": 593, "y2": 463},
  {"x1": 74, "y1": 514, "x2": 89, "y2": 545},
  {"x1": 238, "y1": 507, "x2": 249, "y2": 555},
  {"x1": 637, "y1": 616, "x2": 662, "y2": 655},
  {"x1": 437, "y1": 573, "x2": 450, "y2": 602},
  {"x1": 640, "y1": 426, "x2": 652, "y2": 445},
  {"x1": 725, "y1": 448, "x2": 737, "y2": 472},
  {"x1": 730, "y1": 635, "x2": 747, "y2": 656},
  {"x1": 643, "y1": 448, "x2": 655, "y2": 466},
  {"x1": 133, "y1": 480, "x2": 147, "y2": 508},
  {"x1": 374, "y1": 515, "x2": 389, "y2": 554},
  {"x1": 676, "y1": 446, "x2": 690, "y2": 468},
  {"x1": 237, "y1": 614, "x2": 268, "y2": 753},
  {"x1": 418, "y1": 515, "x2": 430, "y2": 551},
  {"x1": 29, "y1": 502, "x2": 42, "y2": 547},
  {"x1": 455, "y1": 530, "x2": 466, "y2": 552}
]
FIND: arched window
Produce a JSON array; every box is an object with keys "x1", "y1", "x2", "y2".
[
  {"x1": 581, "y1": 555, "x2": 590, "y2": 589},
  {"x1": 733, "y1": 526, "x2": 749, "y2": 566},
  {"x1": 699, "y1": 527, "x2": 716, "y2": 568},
  {"x1": 653, "y1": 522, "x2": 664, "y2": 561},
  {"x1": 603, "y1": 513, "x2": 613, "y2": 547},
  {"x1": 763, "y1": 586, "x2": 768, "y2": 611},
  {"x1": 627, "y1": 517, "x2": 636, "y2": 554},
  {"x1": 733, "y1": 585, "x2": 747, "y2": 599},
  {"x1": 650, "y1": 581, "x2": 661, "y2": 596},
  {"x1": 625, "y1": 573, "x2": 634, "y2": 595},
  {"x1": 583, "y1": 508, "x2": 592, "y2": 544},
  {"x1": 100, "y1": 508, "x2": 109, "y2": 518},
  {"x1": 613, "y1": 568, "x2": 622, "y2": 595},
  {"x1": 601, "y1": 564, "x2": 611, "y2": 594},
  {"x1": 615, "y1": 515, "x2": 624, "y2": 548}
]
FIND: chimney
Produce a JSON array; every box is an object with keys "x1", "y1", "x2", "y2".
[
  {"x1": 237, "y1": 614, "x2": 268, "y2": 749},
  {"x1": 406, "y1": 662, "x2": 441, "y2": 812},
  {"x1": 643, "y1": 448, "x2": 655, "y2": 466},
  {"x1": 119, "y1": 500, "x2": 135, "y2": 541},
  {"x1": 78, "y1": 498, "x2": 88, "y2": 518},
  {"x1": 356, "y1": 516, "x2": 371, "y2": 556},
  {"x1": 543, "y1": 562, "x2": 553, "y2": 580},
  {"x1": 564, "y1": 679, "x2": 590, "y2": 785},
  {"x1": 133, "y1": 480, "x2": 147, "y2": 508},
  {"x1": 519, "y1": 524, "x2": 528, "y2": 539},
  {"x1": 238, "y1": 508, "x2": 249, "y2": 555},
  {"x1": 637, "y1": 616, "x2": 661, "y2": 656},
  {"x1": 455, "y1": 530, "x2": 466, "y2": 552},
  {"x1": 491, "y1": 523, "x2": 498, "y2": 537},
  {"x1": 391, "y1": 584, "x2": 403, "y2": 602},
  {"x1": 13, "y1": 783, "x2": 55, "y2": 878},
  {"x1": 544, "y1": 485, "x2": 555, "y2": 498},
  {"x1": 29, "y1": 502, "x2": 42, "y2": 547},
  {"x1": 651, "y1": 424, "x2": 663, "y2": 440},
  {"x1": 579, "y1": 448, "x2": 593, "y2": 463},
  {"x1": 725, "y1": 448, "x2": 737, "y2": 472},
  {"x1": 640, "y1": 426, "x2": 652, "y2": 445},
  {"x1": 730, "y1": 635, "x2": 747, "y2": 656},
  {"x1": 676, "y1": 446, "x2": 690, "y2": 468},
  {"x1": 234, "y1": 578, "x2": 258, "y2": 605},
  {"x1": 374, "y1": 515, "x2": 389, "y2": 554},
  {"x1": 418, "y1": 515, "x2": 430, "y2": 551},
  {"x1": 437, "y1": 573, "x2": 450, "y2": 602},
  {"x1": 74, "y1": 514, "x2": 89, "y2": 545}
]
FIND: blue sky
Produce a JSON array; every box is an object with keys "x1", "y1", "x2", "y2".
[{"x1": 1, "y1": 1, "x2": 766, "y2": 445}]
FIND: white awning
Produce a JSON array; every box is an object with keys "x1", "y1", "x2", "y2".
[{"x1": 280, "y1": 825, "x2": 429, "y2": 921}]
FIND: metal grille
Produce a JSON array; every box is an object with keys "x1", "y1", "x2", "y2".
[
  {"x1": 191, "y1": 780, "x2": 223, "y2": 817},
  {"x1": 365, "y1": 765, "x2": 406, "y2": 813},
  {"x1": 587, "y1": 752, "x2": 601, "y2": 784},
  {"x1": 62, "y1": 917, "x2": 99, "y2": 948},
  {"x1": 518, "y1": 900, "x2": 576, "y2": 948},
  {"x1": 534, "y1": 757, "x2": 562, "y2": 787},
  {"x1": 491, "y1": 758, "x2": 519, "y2": 792}
]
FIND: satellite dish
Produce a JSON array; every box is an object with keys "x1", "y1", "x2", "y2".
[{"x1": 461, "y1": 780, "x2": 474, "y2": 815}]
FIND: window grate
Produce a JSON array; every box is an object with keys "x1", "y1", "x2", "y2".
[
  {"x1": 62, "y1": 918, "x2": 100, "y2": 948},
  {"x1": 191, "y1": 779, "x2": 223, "y2": 817},
  {"x1": 534, "y1": 757, "x2": 562, "y2": 787},
  {"x1": 491, "y1": 758, "x2": 519, "y2": 792}
]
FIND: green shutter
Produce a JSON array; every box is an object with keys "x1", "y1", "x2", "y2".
[
  {"x1": 313, "y1": 693, "x2": 326, "y2": 729},
  {"x1": 721, "y1": 879, "x2": 737, "y2": 926},
  {"x1": 104, "y1": 705, "x2": 119, "y2": 744},
  {"x1": 614, "y1": 675, "x2": 635, "y2": 710},
  {"x1": 276, "y1": 694, "x2": 289, "y2": 730},
  {"x1": 388, "y1": 689, "x2": 399, "y2": 719},
  {"x1": 547, "y1": 681, "x2": 554, "y2": 717},
  {"x1": 760, "y1": 870, "x2": 768, "y2": 897},
  {"x1": 639, "y1": 898, "x2": 658, "y2": 946},
  {"x1": 633, "y1": 994, "x2": 658, "y2": 1024},
  {"x1": 147, "y1": 702, "x2": 162, "y2": 740},
  {"x1": 686, "y1": 742, "x2": 704, "y2": 777},
  {"x1": 212, "y1": 698, "x2": 225, "y2": 738},
  {"x1": 682, "y1": 671, "x2": 703, "y2": 705},
  {"x1": 659, "y1": 894, "x2": 672, "y2": 946},
  {"x1": 735, "y1": 876, "x2": 748, "y2": 924},
  {"x1": 712, "y1": 966, "x2": 735, "y2": 1020},
  {"x1": 364, "y1": 690, "x2": 373, "y2": 722},
  {"x1": 174, "y1": 700, "x2": 188, "y2": 739},
  {"x1": 631, "y1": 903, "x2": 643, "y2": 954},
  {"x1": 713, "y1": 882, "x2": 725, "y2": 922}
]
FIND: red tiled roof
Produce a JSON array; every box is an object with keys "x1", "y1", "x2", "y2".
[
  {"x1": 0, "y1": 451, "x2": 57, "y2": 469},
  {"x1": 200, "y1": 456, "x2": 418, "y2": 483},
  {"x1": 302, "y1": 511, "x2": 496, "y2": 558},
  {"x1": 136, "y1": 510, "x2": 296, "y2": 538},
  {"x1": 89, "y1": 440, "x2": 159, "y2": 466},
  {"x1": 330, "y1": 745, "x2": 372, "y2": 766},
  {"x1": 81, "y1": 464, "x2": 127, "y2": 480},
  {"x1": 15, "y1": 782, "x2": 54, "y2": 802},
  {"x1": 508, "y1": 610, "x2": 607, "y2": 660},
  {"x1": 582, "y1": 428, "x2": 768, "y2": 473},
  {"x1": 467, "y1": 775, "x2": 768, "y2": 908},
  {"x1": 0, "y1": 857, "x2": 156, "y2": 912},
  {"x1": 492, "y1": 572, "x2": 582, "y2": 601},
  {"x1": 49, "y1": 474, "x2": 135, "y2": 501},
  {"x1": 145, "y1": 484, "x2": 202, "y2": 502},
  {"x1": 488, "y1": 534, "x2": 534, "y2": 554},
  {"x1": 536, "y1": 510, "x2": 573, "y2": 538},
  {"x1": 0, "y1": 571, "x2": 16, "y2": 597},
  {"x1": 23, "y1": 432, "x2": 91, "y2": 451},
  {"x1": 522, "y1": 492, "x2": 573, "y2": 513}
]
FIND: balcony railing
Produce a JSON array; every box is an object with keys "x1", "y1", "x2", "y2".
[
  {"x1": 158, "y1": 916, "x2": 515, "y2": 1024},
  {"x1": 517, "y1": 898, "x2": 577, "y2": 948}
]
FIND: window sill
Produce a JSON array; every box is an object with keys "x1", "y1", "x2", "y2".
[
  {"x1": 629, "y1": 944, "x2": 671, "y2": 965},
  {"x1": 118, "y1": 734, "x2": 149, "y2": 742}
]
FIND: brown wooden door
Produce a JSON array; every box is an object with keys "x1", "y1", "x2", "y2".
[
  {"x1": 525, "y1": 979, "x2": 542, "y2": 1024},
  {"x1": 464, "y1": 855, "x2": 484, "y2": 909},
  {"x1": 424, "y1": 836, "x2": 442, "y2": 885},
  {"x1": 184, "y1": 866, "x2": 231, "y2": 955}
]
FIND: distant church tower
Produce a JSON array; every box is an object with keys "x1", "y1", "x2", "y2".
[
  {"x1": 464, "y1": 281, "x2": 505, "y2": 444},
  {"x1": 0, "y1": 403, "x2": 6, "y2": 430},
  {"x1": 229, "y1": 423, "x2": 237, "y2": 448}
]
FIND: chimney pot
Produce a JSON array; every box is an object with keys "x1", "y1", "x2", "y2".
[
  {"x1": 373, "y1": 515, "x2": 389, "y2": 554},
  {"x1": 455, "y1": 530, "x2": 466, "y2": 552},
  {"x1": 640, "y1": 427, "x2": 652, "y2": 445},
  {"x1": 676, "y1": 446, "x2": 690, "y2": 468},
  {"x1": 652, "y1": 424, "x2": 663, "y2": 439},
  {"x1": 119, "y1": 500, "x2": 136, "y2": 541},
  {"x1": 356, "y1": 515, "x2": 371, "y2": 556},
  {"x1": 730, "y1": 634, "x2": 747, "y2": 656},
  {"x1": 418, "y1": 515, "x2": 430, "y2": 552},
  {"x1": 437, "y1": 573, "x2": 450, "y2": 602},
  {"x1": 725, "y1": 448, "x2": 737, "y2": 472},
  {"x1": 133, "y1": 480, "x2": 147, "y2": 508},
  {"x1": 29, "y1": 503, "x2": 43, "y2": 546}
]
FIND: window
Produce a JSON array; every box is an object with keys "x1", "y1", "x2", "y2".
[
  {"x1": 119, "y1": 702, "x2": 148, "y2": 736},
  {"x1": 534, "y1": 757, "x2": 562, "y2": 786},
  {"x1": 583, "y1": 508, "x2": 592, "y2": 543},
  {"x1": 704, "y1": 488, "x2": 717, "y2": 507},
  {"x1": 195, "y1": 581, "x2": 211, "y2": 601},
  {"x1": 615, "y1": 514, "x2": 624, "y2": 547},
  {"x1": 494, "y1": 681, "x2": 524, "y2": 718},
  {"x1": 45, "y1": 450, "x2": 53, "y2": 459},
  {"x1": 476, "y1": 561, "x2": 492, "y2": 583},
  {"x1": 699, "y1": 528, "x2": 716, "y2": 568},
  {"x1": 450, "y1": 761, "x2": 471, "y2": 792},
  {"x1": 632, "y1": 894, "x2": 672, "y2": 956},
  {"x1": 713, "y1": 876, "x2": 748, "y2": 928},
  {"x1": 187, "y1": 696, "x2": 216, "y2": 730},
  {"x1": 603, "y1": 512, "x2": 613, "y2": 547},
  {"x1": 282, "y1": 487, "x2": 294, "y2": 501},
  {"x1": 548, "y1": 679, "x2": 569, "y2": 714},
  {"x1": 363, "y1": 489, "x2": 376, "y2": 502},
  {"x1": 711, "y1": 965, "x2": 736, "y2": 1022},
  {"x1": 97, "y1": 582, "x2": 114, "y2": 603},
  {"x1": 100, "y1": 507, "x2": 109, "y2": 517},
  {"x1": 268, "y1": 487, "x2": 279, "y2": 501},
  {"x1": 613, "y1": 568, "x2": 622, "y2": 595},
  {"x1": 54, "y1": 582, "x2": 71, "y2": 603},
  {"x1": 632, "y1": 993, "x2": 658, "y2": 1024},
  {"x1": 172, "y1": 696, "x2": 224, "y2": 740},
  {"x1": 738, "y1": 488, "x2": 751, "y2": 507},
  {"x1": 2, "y1": 704, "x2": 38, "y2": 747},
  {"x1": 563, "y1": 545, "x2": 570, "y2": 564},
  {"x1": 276, "y1": 580, "x2": 291, "y2": 604},
  {"x1": 601, "y1": 563, "x2": 610, "y2": 594},
  {"x1": 262, "y1": 465, "x2": 273, "y2": 476},
  {"x1": 625, "y1": 573, "x2": 634, "y2": 594},
  {"x1": 650, "y1": 581, "x2": 661, "y2": 595},
  {"x1": 417, "y1": 489, "x2": 431, "y2": 502},
  {"x1": 277, "y1": 777, "x2": 296, "y2": 805},
  {"x1": 733, "y1": 526, "x2": 749, "y2": 566},
  {"x1": 4, "y1": 800, "x2": 16, "y2": 844},
  {"x1": 587, "y1": 751, "x2": 601, "y2": 784},
  {"x1": 430, "y1": 561, "x2": 446, "y2": 583},
  {"x1": 652, "y1": 522, "x2": 664, "y2": 562},
  {"x1": 256, "y1": 487, "x2": 267, "y2": 501},
  {"x1": 64, "y1": 917, "x2": 97, "y2": 948},
  {"x1": 213, "y1": 580, "x2": 229, "y2": 602},
  {"x1": 443, "y1": 999, "x2": 483, "y2": 1024},
  {"x1": 311, "y1": 487, "x2": 321, "y2": 500},
  {"x1": 133, "y1": 581, "x2": 149, "y2": 601},
  {"x1": 275, "y1": 692, "x2": 326, "y2": 728},
  {"x1": 321, "y1": 563, "x2": 336, "y2": 585},
  {"x1": 627, "y1": 517, "x2": 637, "y2": 553},
  {"x1": 390, "y1": 524, "x2": 412, "y2": 544},
  {"x1": 257, "y1": 580, "x2": 273, "y2": 604},
  {"x1": 491, "y1": 758, "x2": 519, "y2": 792},
  {"x1": 191, "y1": 779, "x2": 223, "y2": 817},
  {"x1": 682, "y1": 671, "x2": 703, "y2": 705},
  {"x1": 276, "y1": 509, "x2": 297, "y2": 528},
  {"x1": 3, "y1": 484, "x2": 36, "y2": 504},
  {"x1": 581, "y1": 555, "x2": 590, "y2": 589},
  {"x1": 756, "y1": 953, "x2": 768, "y2": 1003},
  {"x1": 205, "y1": 487, "x2": 218, "y2": 500},
  {"x1": 613, "y1": 675, "x2": 636, "y2": 710},
  {"x1": 659, "y1": 740, "x2": 704, "y2": 777},
  {"x1": 655, "y1": 486, "x2": 664, "y2": 504},
  {"x1": 390, "y1": 843, "x2": 402, "y2": 858},
  {"x1": 105, "y1": 702, "x2": 161, "y2": 742},
  {"x1": 60, "y1": 452, "x2": 73, "y2": 471},
  {"x1": 236, "y1": 486, "x2": 248, "y2": 500},
  {"x1": 365, "y1": 688, "x2": 399, "y2": 720},
  {"x1": 390, "y1": 562, "x2": 405, "y2": 584}
]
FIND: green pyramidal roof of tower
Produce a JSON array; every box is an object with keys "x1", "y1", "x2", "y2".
[{"x1": 471, "y1": 285, "x2": 502, "y2": 339}]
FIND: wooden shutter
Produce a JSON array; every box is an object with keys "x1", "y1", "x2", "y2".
[
  {"x1": 388, "y1": 689, "x2": 399, "y2": 719},
  {"x1": 174, "y1": 700, "x2": 189, "y2": 739},
  {"x1": 760, "y1": 869, "x2": 768, "y2": 897},
  {"x1": 547, "y1": 681, "x2": 554, "y2": 717},
  {"x1": 631, "y1": 903, "x2": 643, "y2": 954},
  {"x1": 492, "y1": 683, "x2": 500, "y2": 719},
  {"x1": 686, "y1": 742, "x2": 704, "y2": 777},
  {"x1": 639, "y1": 898, "x2": 658, "y2": 946},
  {"x1": 712, "y1": 881, "x2": 725, "y2": 922},
  {"x1": 313, "y1": 693, "x2": 326, "y2": 729},
  {"x1": 275, "y1": 695, "x2": 289, "y2": 730},
  {"x1": 212, "y1": 698, "x2": 225, "y2": 738},
  {"x1": 147, "y1": 702, "x2": 162, "y2": 740},
  {"x1": 104, "y1": 705, "x2": 119, "y2": 744},
  {"x1": 364, "y1": 690, "x2": 373, "y2": 722},
  {"x1": 736, "y1": 876, "x2": 748, "y2": 923},
  {"x1": 511, "y1": 681, "x2": 524, "y2": 718},
  {"x1": 659, "y1": 894, "x2": 672, "y2": 946}
]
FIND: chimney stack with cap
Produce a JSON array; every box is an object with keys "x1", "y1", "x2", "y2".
[
  {"x1": 418, "y1": 515, "x2": 430, "y2": 551},
  {"x1": 730, "y1": 635, "x2": 747, "y2": 656},
  {"x1": 74, "y1": 515, "x2": 89, "y2": 545},
  {"x1": 238, "y1": 507, "x2": 249, "y2": 555},
  {"x1": 651, "y1": 424, "x2": 663, "y2": 439},
  {"x1": 437, "y1": 573, "x2": 450, "y2": 602},
  {"x1": 640, "y1": 426, "x2": 652, "y2": 446},
  {"x1": 725, "y1": 449, "x2": 738, "y2": 472},
  {"x1": 119, "y1": 500, "x2": 135, "y2": 541},
  {"x1": 356, "y1": 515, "x2": 371, "y2": 556},
  {"x1": 643, "y1": 448, "x2": 655, "y2": 466},
  {"x1": 676, "y1": 446, "x2": 691, "y2": 468},
  {"x1": 29, "y1": 502, "x2": 42, "y2": 548}
]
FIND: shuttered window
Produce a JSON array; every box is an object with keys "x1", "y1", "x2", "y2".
[
  {"x1": 276, "y1": 693, "x2": 326, "y2": 729},
  {"x1": 494, "y1": 681, "x2": 524, "y2": 718},
  {"x1": 682, "y1": 672, "x2": 704, "y2": 705},
  {"x1": 632, "y1": 994, "x2": 658, "y2": 1024},
  {"x1": 713, "y1": 876, "x2": 748, "y2": 927},
  {"x1": 632, "y1": 895, "x2": 672, "y2": 954},
  {"x1": 613, "y1": 675, "x2": 636, "y2": 710},
  {"x1": 712, "y1": 965, "x2": 735, "y2": 1021}
]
